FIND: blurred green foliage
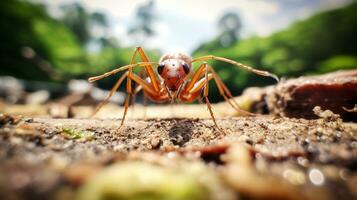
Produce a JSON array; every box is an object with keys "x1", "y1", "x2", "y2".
[
  {"x1": 0, "y1": 0, "x2": 84, "y2": 81},
  {"x1": 0, "y1": 0, "x2": 356, "y2": 103},
  {"x1": 128, "y1": 0, "x2": 157, "y2": 44},
  {"x1": 193, "y1": 2, "x2": 357, "y2": 101},
  {"x1": 0, "y1": 0, "x2": 159, "y2": 87}
]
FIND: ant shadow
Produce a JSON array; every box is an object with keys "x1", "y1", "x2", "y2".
[{"x1": 168, "y1": 119, "x2": 195, "y2": 146}]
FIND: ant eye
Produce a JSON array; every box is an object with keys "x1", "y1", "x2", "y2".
[
  {"x1": 183, "y1": 63, "x2": 190, "y2": 74},
  {"x1": 157, "y1": 63, "x2": 165, "y2": 75}
]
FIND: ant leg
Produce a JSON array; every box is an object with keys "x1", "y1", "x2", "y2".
[
  {"x1": 133, "y1": 47, "x2": 163, "y2": 119},
  {"x1": 88, "y1": 62, "x2": 157, "y2": 83},
  {"x1": 207, "y1": 66, "x2": 256, "y2": 116},
  {"x1": 120, "y1": 73, "x2": 167, "y2": 128},
  {"x1": 91, "y1": 72, "x2": 128, "y2": 117},
  {"x1": 132, "y1": 85, "x2": 149, "y2": 119},
  {"x1": 135, "y1": 46, "x2": 161, "y2": 92},
  {"x1": 120, "y1": 76, "x2": 132, "y2": 128},
  {"x1": 118, "y1": 47, "x2": 139, "y2": 128},
  {"x1": 121, "y1": 46, "x2": 160, "y2": 128},
  {"x1": 191, "y1": 55, "x2": 279, "y2": 82},
  {"x1": 181, "y1": 63, "x2": 223, "y2": 133},
  {"x1": 89, "y1": 46, "x2": 163, "y2": 128},
  {"x1": 133, "y1": 85, "x2": 148, "y2": 118},
  {"x1": 138, "y1": 69, "x2": 148, "y2": 119},
  {"x1": 128, "y1": 47, "x2": 145, "y2": 111},
  {"x1": 88, "y1": 47, "x2": 160, "y2": 87},
  {"x1": 130, "y1": 83, "x2": 139, "y2": 118},
  {"x1": 142, "y1": 92, "x2": 148, "y2": 118},
  {"x1": 120, "y1": 47, "x2": 139, "y2": 128},
  {"x1": 130, "y1": 67, "x2": 148, "y2": 118},
  {"x1": 180, "y1": 62, "x2": 257, "y2": 132},
  {"x1": 202, "y1": 64, "x2": 225, "y2": 133},
  {"x1": 183, "y1": 63, "x2": 236, "y2": 110}
]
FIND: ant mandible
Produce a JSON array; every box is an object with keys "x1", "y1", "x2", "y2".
[{"x1": 88, "y1": 46, "x2": 278, "y2": 131}]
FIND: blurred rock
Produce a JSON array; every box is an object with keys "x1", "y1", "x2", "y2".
[
  {"x1": 68, "y1": 80, "x2": 92, "y2": 94},
  {"x1": 56, "y1": 79, "x2": 124, "y2": 106},
  {"x1": 0, "y1": 76, "x2": 25, "y2": 103},
  {"x1": 48, "y1": 79, "x2": 125, "y2": 118},
  {"x1": 48, "y1": 104, "x2": 72, "y2": 118},
  {"x1": 90, "y1": 87, "x2": 125, "y2": 105},
  {"x1": 247, "y1": 70, "x2": 357, "y2": 121},
  {"x1": 26, "y1": 90, "x2": 50, "y2": 105},
  {"x1": 241, "y1": 86, "x2": 272, "y2": 114}
]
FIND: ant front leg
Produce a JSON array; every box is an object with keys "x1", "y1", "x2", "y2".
[
  {"x1": 88, "y1": 61, "x2": 156, "y2": 119},
  {"x1": 131, "y1": 65, "x2": 150, "y2": 118},
  {"x1": 122, "y1": 72, "x2": 167, "y2": 128},
  {"x1": 131, "y1": 46, "x2": 161, "y2": 92},
  {"x1": 121, "y1": 47, "x2": 161, "y2": 128},
  {"x1": 181, "y1": 63, "x2": 253, "y2": 117},
  {"x1": 130, "y1": 47, "x2": 157, "y2": 114},
  {"x1": 91, "y1": 72, "x2": 128, "y2": 117},
  {"x1": 207, "y1": 66, "x2": 256, "y2": 116},
  {"x1": 88, "y1": 46, "x2": 164, "y2": 129},
  {"x1": 180, "y1": 63, "x2": 223, "y2": 133},
  {"x1": 133, "y1": 83, "x2": 149, "y2": 119}
]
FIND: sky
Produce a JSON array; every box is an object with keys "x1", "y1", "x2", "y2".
[{"x1": 35, "y1": 0, "x2": 353, "y2": 54}]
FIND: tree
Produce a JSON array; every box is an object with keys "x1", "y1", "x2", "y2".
[
  {"x1": 60, "y1": 3, "x2": 90, "y2": 46},
  {"x1": 128, "y1": 0, "x2": 156, "y2": 44},
  {"x1": 60, "y1": 3, "x2": 112, "y2": 49},
  {"x1": 217, "y1": 12, "x2": 242, "y2": 47},
  {"x1": 193, "y1": 2, "x2": 357, "y2": 102},
  {"x1": 0, "y1": 0, "x2": 84, "y2": 81}
]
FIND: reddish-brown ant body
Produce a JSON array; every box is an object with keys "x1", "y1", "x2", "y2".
[{"x1": 88, "y1": 47, "x2": 278, "y2": 130}]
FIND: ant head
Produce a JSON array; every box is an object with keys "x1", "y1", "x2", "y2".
[{"x1": 157, "y1": 59, "x2": 191, "y2": 91}]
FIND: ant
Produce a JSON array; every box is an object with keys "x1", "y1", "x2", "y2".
[{"x1": 88, "y1": 46, "x2": 278, "y2": 131}]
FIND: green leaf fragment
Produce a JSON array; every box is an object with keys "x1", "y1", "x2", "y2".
[
  {"x1": 62, "y1": 128, "x2": 95, "y2": 140},
  {"x1": 76, "y1": 161, "x2": 235, "y2": 200}
]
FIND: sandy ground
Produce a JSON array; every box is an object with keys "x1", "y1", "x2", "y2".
[
  {"x1": 0, "y1": 107, "x2": 356, "y2": 200},
  {"x1": 0, "y1": 93, "x2": 255, "y2": 119},
  {"x1": 1, "y1": 70, "x2": 356, "y2": 200}
]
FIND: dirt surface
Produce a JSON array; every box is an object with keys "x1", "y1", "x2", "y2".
[
  {"x1": 0, "y1": 98, "x2": 246, "y2": 119},
  {"x1": 1, "y1": 70, "x2": 356, "y2": 200},
  {"x1": 0, "y1": 110, "x2": 356, "y2": 200}
]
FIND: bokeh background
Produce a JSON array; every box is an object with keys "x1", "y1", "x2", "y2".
[{"x1": 1, "y1": 0, "x2": 356, "y2": 105}]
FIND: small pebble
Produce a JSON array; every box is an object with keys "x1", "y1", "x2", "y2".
[{"x1": 151, "y1": 138, "x2": 162, "y2": 149}]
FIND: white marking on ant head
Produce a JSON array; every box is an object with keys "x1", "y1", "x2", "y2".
[{"x1": 165, "y1": 59, "x2": 181, "y2": 78}]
